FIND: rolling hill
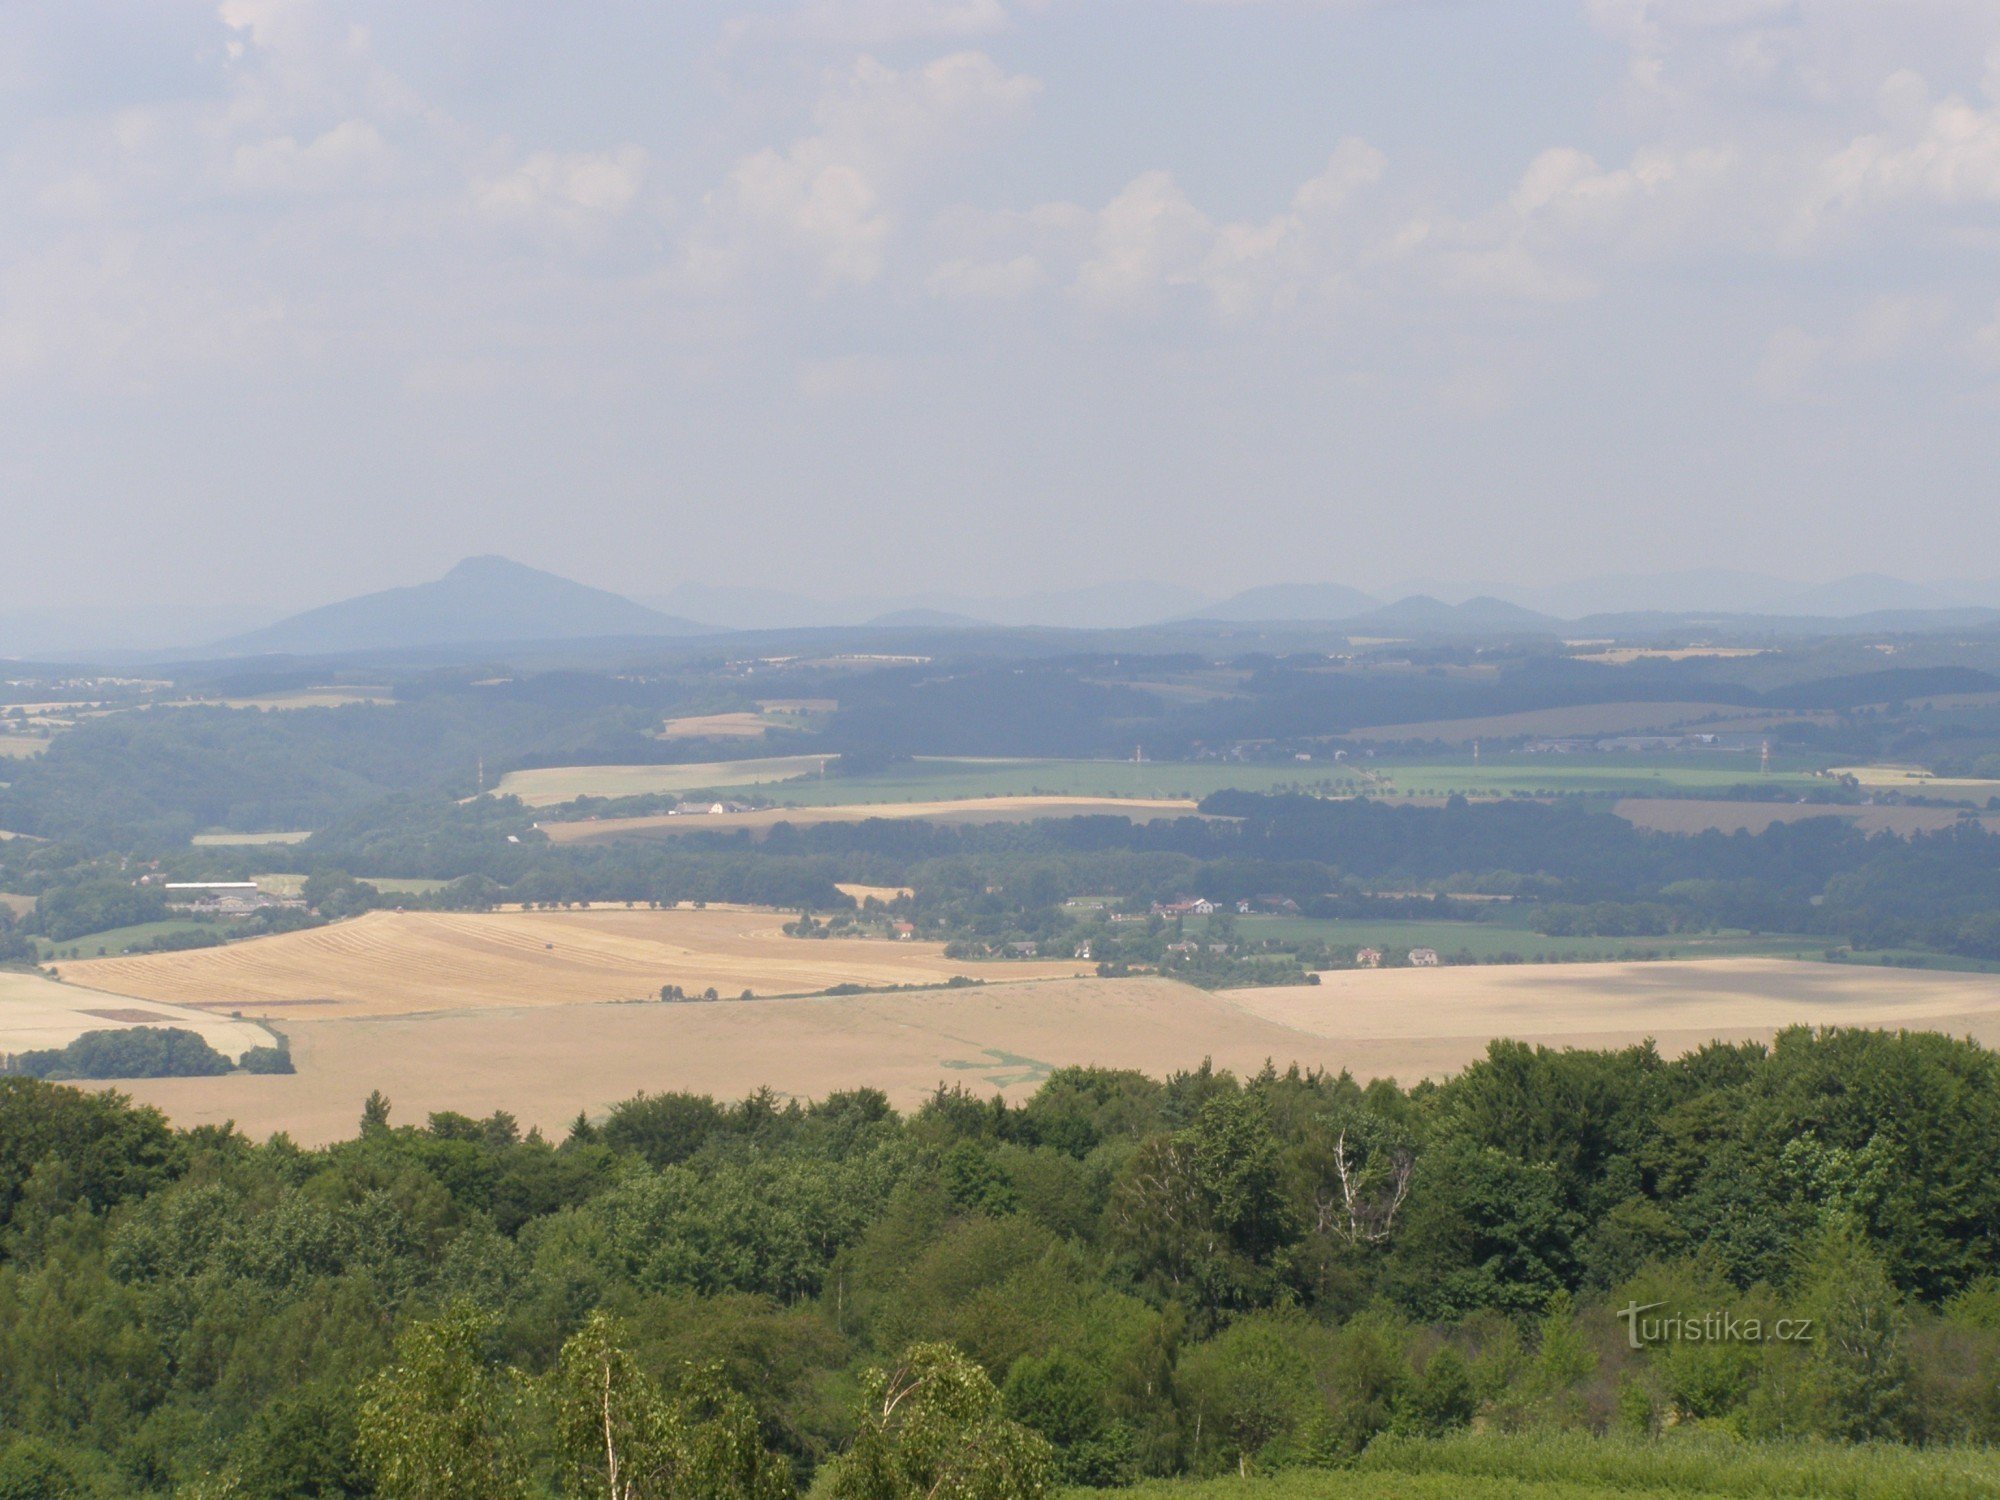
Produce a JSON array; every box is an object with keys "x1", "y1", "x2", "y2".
[{"x1": 210, "y1": 556, "x2": 706, "y2": 655}]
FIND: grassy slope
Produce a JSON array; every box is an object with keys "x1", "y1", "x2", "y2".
[
  {"x1": 36, "y1": 917, "x2": 235, "y2": 960},
  {"x1": 1107, "y1": 1432, "x2": 2000, "y2": 1500}
]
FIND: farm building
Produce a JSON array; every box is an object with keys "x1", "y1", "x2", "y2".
[
  {"x1": 1355, "y1": 947, "x2": 1383, "y2": 968},
  {"x1": 161, "y1": 882, "x2": 302, "y2": 918},
  {"x1": 1408, "y1": 947, "x2": 1441, "y2": 967},
  {"x1": 1152, "y1": 897, "x2": 1215, "y2": 917}
]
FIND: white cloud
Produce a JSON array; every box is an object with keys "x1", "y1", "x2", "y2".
[
  {"x1": 697, "y1": 50, "x2": 1039, "y2": 287},
  {"x1": 1755, "y1": 292, "x2": 1952, "y2": 400},
  {"x1": 228, "y1": 118, "x2": 394, "y2": 194},
  {"x1": 721, "y1": 0, "x2": 1008, "y2": 52},
  {"x1": 475, "y1": 146, "x2": 652, "y2": 224},
  {"x1": 926, "y1": 253, "x2": 1044, "y2": 298},
  {"x1": 1074, "y1": 170, "x2": 1213, "y2": 313},
  {"x1": 1811, "y1": 75, "x2": 2000, "y2": 224}
]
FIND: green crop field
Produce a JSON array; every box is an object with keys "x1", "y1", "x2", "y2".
[
  {"x1": 614, "y1": 753, "x2": 1826, "y2": 810},
  {"x1": 672, "y1": 757, "x2": 1362, "y2": 807},
  {"x1": 516, "y1": 751, "x2": 1838, "y2": 818},
  {"x1": 35, "y1": 917, "x2": 237, "y2": 961},
  {"x1": 1205, "y1": 914, "x2": 1822, "y2": 964},
  {"x1": 1358, "y1": 754, "x2": 1825, "y2": 800}
]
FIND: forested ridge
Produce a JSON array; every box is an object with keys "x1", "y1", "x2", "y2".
[{"x1": 3, "y1": 1027, "x2": 1999, "y2": 1495}]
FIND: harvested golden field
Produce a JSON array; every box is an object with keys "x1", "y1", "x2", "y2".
[
  {"x1": 495, "y1": 756, "x2": 829, "y2": 806},
  {"x1": 1830, "y1": 764, "x2": 2000, "y2": 799},
  {"x1": 0, "y1": 969, "x2": 275, "y2": 1060},
  {"x1": 53, "y1": 906, "x2": 1091, "y2": 1019},
  {"x1": 0, "y1": 736, "x2": 50, "y2": 758},
  {"x1": 191, "y1": 830, "x2": 314, "y2": 846},
  {"x1": 104, "y1": 975, "x2": 1353, "y2": 1144},
  {"x1": 0, "y1": 892, "x2": 34, "y2": 918},
  {"x1": 171, "y1": 687, "x2": 395, "y2": 710},
  {"x1": 101, "y1": 957, "x2": 2000, "y2": 1147},
  {"x1": 1221, "y1": 958, "x2": 2000, "y2": 1081},
  {"x1": 541, "y1": 795, "x2": 1202, "y2": 844},
  {"x1": 1613, "y1": 798, "x2": 1996, "y2": 837},
  {"x1": 836, "y1": 883, "x2": 913, "y2": 904},
  {"x1": 656, "y1": 712, "x2": 778, "y2": 740},
  {"x1": 1344, "y1": 708, "x2": 1816, "y2": 748}
]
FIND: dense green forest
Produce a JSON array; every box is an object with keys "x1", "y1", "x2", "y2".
[
  {"x1": 3, "y1": 1028, "x2": 1998, "y2": 1496},
  {"x1": 20, "y1": 784, "x2": 2000, "y2": 972},
  {"x1": 10, "y1": 653, "x2": 2000, "y2": 854}
]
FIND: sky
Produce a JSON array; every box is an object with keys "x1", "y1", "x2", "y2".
[{"x1": 4, "y1": 0, "x2": 2000, "y2": 619}]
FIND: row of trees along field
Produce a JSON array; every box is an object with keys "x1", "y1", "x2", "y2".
[{"x1": 2, "y1": 1027, "x2": 1999, "y2": 1496}]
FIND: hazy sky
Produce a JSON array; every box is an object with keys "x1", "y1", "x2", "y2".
[{"x1": 5, "y1": 0, "x2": 2000, "y2": 613}]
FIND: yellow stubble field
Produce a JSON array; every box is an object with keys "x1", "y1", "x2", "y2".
[
  {"x1": 50, "y1": 905, "x2": 1092, "y2": 1019},
  {"x1": 1220, "y1": 957, "x2": 2000, "y2": 1078},
  {"x1": 94, "y1": 956, "x2": 2000, "y2": 1147},
  {"x1": 0, "y1": 969, "x2": 276, "y2": 1059},
  {"x1": 494, "y1": 757, "x2": 830, "y2": 806}
]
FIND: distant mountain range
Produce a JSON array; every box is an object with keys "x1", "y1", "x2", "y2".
[
  {"x1": 13, "y1": 559, "x2": 2000, "y2": 662},
  {"x1": 209, "y1": 556, "x2": 706, "y2": 655}
]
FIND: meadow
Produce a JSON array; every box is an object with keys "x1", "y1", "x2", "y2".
[
  {"x1": 1355, "y1": 756, "x2": 1823, "y2": 799},
  {"x1": 1340, "y1": 699, "x2": 1806, "y2": 743},
  {"x1": 1213, "y1": 913, "x2": 1822, "y2": 964},
  {"x1": 1111, "y1": 1430, "x2": 2000, "y2": 1500},
  {"x1": 36, "y1": 916, "x2": 238, "y2": 960}
]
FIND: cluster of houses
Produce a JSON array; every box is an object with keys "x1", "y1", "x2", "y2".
[
  {"x1": 151, "y1": 879, "x2": 304, "y2": 919},
  {"x1": 1148, "y1": 894, "x2": 1302, "y2": 918},
  {"x1": 1524, "y1": 732, "x2": 1760, "y2": 756},
  {"x1": 1352, "y1": 946, "x2": 1440, "y2": 968}
]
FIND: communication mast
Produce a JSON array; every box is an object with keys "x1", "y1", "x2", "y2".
[{"x1": 1761, "y1": 740, "x2": 1770, "y2": 775}]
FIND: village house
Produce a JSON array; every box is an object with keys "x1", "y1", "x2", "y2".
[
  {"x1": 1355, "y1": 947, "x2": 1383, "y2": 968},
  {"x1": 891, "y1": 921, "x2": 915, "y2": 940},
  {"x1": 1237, "y1": 894, "x2": 1301, "y2": 915},
  {"x1": 1408, "y1": 947, "x2": 1441, "y2": 967},
  {"x1": 1151, "y1": 897, "x2": 1215, "y2": 917}
]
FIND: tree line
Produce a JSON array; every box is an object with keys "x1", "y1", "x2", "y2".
[{"x1": 2, "y1": 1026, "x2": 1998, "y2": 1494}]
